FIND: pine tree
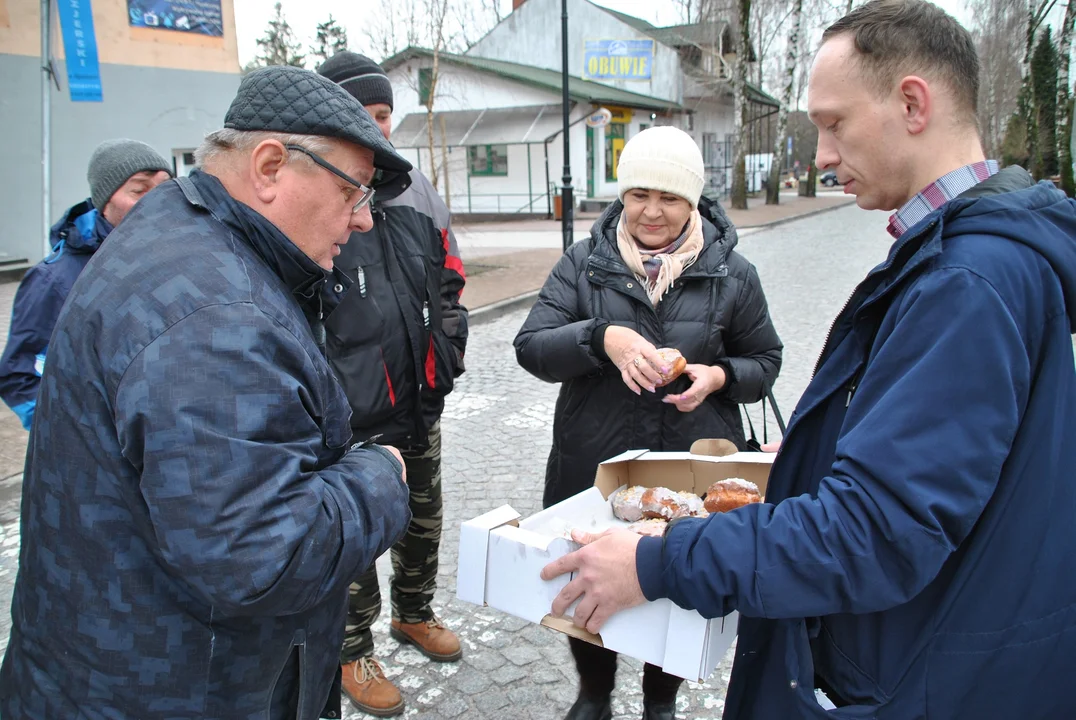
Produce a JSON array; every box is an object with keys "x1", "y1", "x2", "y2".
[
  {"x1": 1030, "y1": 27, "x2": 1058, "y2": 179},
  {"x1": 253, "y1": 2, "x2": 306, "y2": 69},
  {"x1": 310, "y1": 15, "x2": 349, "y2": 68}
]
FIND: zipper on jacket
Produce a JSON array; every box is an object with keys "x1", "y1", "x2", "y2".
[
  {"x1": 845, "y1": 369, "x2": 862, "y2": 407},
  {"x1": 356, "y1": 265, "x2": 367, "y2": 297}
]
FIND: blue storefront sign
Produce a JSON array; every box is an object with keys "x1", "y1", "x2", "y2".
[
  {"x1": 57, "y1": 0, "x2": 103, "y2": 102},
  {"x1": 583, "y1": 39, "x2": 654, "y2": 81},
  {"x1": 127, "y1": 0, "x2": 224, "y2": 37}
]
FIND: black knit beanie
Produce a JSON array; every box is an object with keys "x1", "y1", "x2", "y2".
[{"x1": 317, "y1": 51, "x2": 394, "y2": 110}]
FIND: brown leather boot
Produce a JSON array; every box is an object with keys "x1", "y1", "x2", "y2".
[
  {"x1": 340, "y1": 657, "x2": 404, "y2": 718},
  {"x1": 390, "y1": 616, "x2": 463, "y2": 662}
]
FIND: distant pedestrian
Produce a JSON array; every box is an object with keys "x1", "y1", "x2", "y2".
[{"x1": 0, "y1": 139, "x2": 172, "y2": 430}]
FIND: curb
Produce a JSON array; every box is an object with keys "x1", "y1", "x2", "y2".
[
  {"x1": 736, "y1": 198, "x2": 856, "y2": 231},
  {"x1": 0, "y1": 267, "x2": 29, "y2": 285},
  {"x1": 465, "y1": 200, "x2": 854, "y2": 321},
  {"x1": 468, "y1": 290, "x2": 541, "y2": 326}
]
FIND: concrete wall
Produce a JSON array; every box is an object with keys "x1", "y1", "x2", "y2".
[
  {"x1": 467, "y1": 0, "x2": 683, "y2": 105},
  {"x1": 1, "y1": 53, "x2": 238, "y2": 264}
]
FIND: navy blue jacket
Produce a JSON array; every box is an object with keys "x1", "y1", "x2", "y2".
[
  {"x1": 0, "y1": 172, "x2": 412, "y2": 720},
  {"x1": 636, "y1": 167, "x2": 1076, "y2": 719},
  {"x1": 0, "y1": 200, "x2": 111, "y2": 429}
]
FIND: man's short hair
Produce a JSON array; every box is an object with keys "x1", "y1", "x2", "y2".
[
  {"x1": 822, "y1": 0, "x2": 980, "y2": 123},
  {"x1": 193, "y1": 129, "x2": 332, "y2": 170}
]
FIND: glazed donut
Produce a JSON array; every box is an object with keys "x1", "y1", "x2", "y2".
[
  {"x1": 703, "y1": 478, "x2": 762, "y2": 514},
  {"x1": 654, "y1": 348, "x2": 688, "y2": 386},
  {"x1": 611, "y1": 485, "x2": 646, "y2": 522}
]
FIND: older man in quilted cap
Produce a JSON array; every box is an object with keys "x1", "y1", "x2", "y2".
[{"x1": 0, "y1": 67, "x2": 415, "y2": 720}]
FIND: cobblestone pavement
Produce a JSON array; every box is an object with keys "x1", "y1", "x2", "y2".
[{"x1": 0, "y1": 204, "x2": 895, "y2": 719}]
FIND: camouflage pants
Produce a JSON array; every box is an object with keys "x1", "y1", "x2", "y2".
[{"x1": 340, "y1": 422, "x2": 444, "y2": 663}]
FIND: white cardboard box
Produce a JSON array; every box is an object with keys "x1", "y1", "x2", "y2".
[{"x1": 457, "y1": 442, "x2": 775, "y2": 682}]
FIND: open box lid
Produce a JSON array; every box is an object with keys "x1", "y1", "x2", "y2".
[{"x1": 593, "y1": 440, "x2": 775, "y2": 498}]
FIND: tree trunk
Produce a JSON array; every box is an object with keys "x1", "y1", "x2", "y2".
[
  {"x1": 766, "y1": 0, "x2": 802, "y2": 205},
  {"x1": 440, "y1": 114, "x2": 452, "y2": 210},
  {"x1": 1022, "y1": 0, "x2": 1038, "y2": 166},
  {"x1": 1056, "y1": 0, "x2": 1075, "y2": 195},
  {"x1": 846, "y1": 0, "x2": 853, "y2": 14},
  {"x1": 730, "y1": 0, "x2": 751, "y2": 211}
]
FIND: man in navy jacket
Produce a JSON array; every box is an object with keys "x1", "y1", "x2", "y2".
[
  {"x1": 542, "y1": 2, "x2": 1076, "y2": 718},
  {"x1": 0, "y1": 67, "x2": 415, "y2": 720},
  {"x1": 0, "y1": 139, "x2": 172, "y2": 429}
]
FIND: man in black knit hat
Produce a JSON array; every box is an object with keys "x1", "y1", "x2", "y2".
[{"x1": 318, "y1": 51, "x2": 468, "y2": 718}]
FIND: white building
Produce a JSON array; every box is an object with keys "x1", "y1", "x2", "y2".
[{"x1": 382, "y1": 0, "x2": 779, "y2": 217}]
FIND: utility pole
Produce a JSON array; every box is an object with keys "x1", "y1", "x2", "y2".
[
  {"x1": 41, "y1": 0, "x2": 52, "y2": 260},
  {"x1": 560, "y1": 0, "x2": 574, "y2": 252}
]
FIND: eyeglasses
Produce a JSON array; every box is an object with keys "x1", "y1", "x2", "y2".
[{"x1": 284, "y1": 144, "x2": 376, "y2": 213}]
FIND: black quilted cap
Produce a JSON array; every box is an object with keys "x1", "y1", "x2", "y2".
[{"x1": 224, "y1": 66, "x2": 412, "y2": 175}]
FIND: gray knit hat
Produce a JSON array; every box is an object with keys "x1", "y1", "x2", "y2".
[
  {"x1": 87, "y1": 139, "x2": 173, "y2": 211},
  {"x1": 317, "y1": 51, "x2": 394, "y2": 110}
]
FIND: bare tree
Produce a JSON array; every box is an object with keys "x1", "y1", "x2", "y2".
[
  {"x1": 971, "y1": 0, "x2": 1024, "y2": 159},
  {"x1": 423, "y1": 0, "x2": 452, "y2": 192},
  {"x1": 766, "y1": 0, "x2": 803, "y2": 204},
  {"x1": 752, "y1": 0, "x2": 795, "y2": 90},
  {"x1": 455, "y1": 0, "x2": 505, "y2": 51},
  {"x1": 1056, "y1": 0, "x2": 1075, "y2": 194},
  {"x1": 731, "y1": 0, "x2": 752, "y2": 210}
]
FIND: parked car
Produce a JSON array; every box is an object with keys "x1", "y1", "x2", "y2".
[{"x1": 820, "y1": 170, "x2": 840, "y2": 187}]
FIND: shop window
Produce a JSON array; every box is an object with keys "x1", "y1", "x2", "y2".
[
  {"x1": 605, "y1": 124, "x2": 626, "y2": 181},
  {"x1": 468, "y1": 144, "x2": 509, "y2": 176}
]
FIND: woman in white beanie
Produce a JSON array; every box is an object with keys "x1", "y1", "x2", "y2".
[{"x1": 514, "y1": 126, "x2": 783, "y2": 720}]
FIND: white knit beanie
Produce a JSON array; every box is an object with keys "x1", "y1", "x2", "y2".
[{"x1": 617, "y1": 126, "x2": 705, "y2": 207}]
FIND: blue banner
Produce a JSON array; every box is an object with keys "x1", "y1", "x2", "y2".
[
  {"x1": 127, "y1": 0, "x2": 224, "y2": 37},
  {"x1": 57, "y1": 0, "x2": 103, "y2": 102},
  {"x1": 583, "y1": 39, "x2": 654, "y2": 81}
]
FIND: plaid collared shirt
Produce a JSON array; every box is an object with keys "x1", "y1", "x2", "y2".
[{"x1": 886, "y1": 160, "x2": 1000, "y2": 238}]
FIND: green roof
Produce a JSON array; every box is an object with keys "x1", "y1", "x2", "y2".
[
  {"x1": 382, "y1": 47, "x2": 681, "y2": 112},
  {"x1": 589, "y1": 2, "x2": 657, "y2": 34}
]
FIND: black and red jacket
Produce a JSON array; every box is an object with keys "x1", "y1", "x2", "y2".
[{"x1": 325, "y1": 169, "x2": 467, "y2": 447}]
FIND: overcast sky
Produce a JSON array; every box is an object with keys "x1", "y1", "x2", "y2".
[{"x1": 233, "y1": 0, "x2": 977, "y2": 68}]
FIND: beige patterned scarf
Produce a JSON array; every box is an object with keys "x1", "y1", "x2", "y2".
[{"x1": 616, "y1": 209, "x2": 705, "y2": 306}]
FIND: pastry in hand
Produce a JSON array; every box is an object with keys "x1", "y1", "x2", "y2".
[
  {"x1": 611, "y1": 485, "x2": 646, "y2": 522},
  {"x1": 654, "y1": 348, "x2": 688, "y2": 386},
  {"x1": 704, "y1": 478, "x2": 762, "y2": 513}
]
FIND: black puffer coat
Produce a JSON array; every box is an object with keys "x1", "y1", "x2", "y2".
[{"x1": 514, "y1": 197, "x2": 782, "y2": 507}]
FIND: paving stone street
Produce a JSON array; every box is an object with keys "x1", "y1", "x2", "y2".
[{"x1": 0, "y1": 203, "x2": 896, "y2": 719}]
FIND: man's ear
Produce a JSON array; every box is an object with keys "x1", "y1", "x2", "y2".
[
  {"x1": 898, "y1": 75, "x2": 932, "y2": 136},
  {"x1": 249, "y1": 140, "x2": 288, "y2": 204}
]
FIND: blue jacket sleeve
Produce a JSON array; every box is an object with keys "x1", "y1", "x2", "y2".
[
  {"x1": 0, "y1": 265, "x2": 67, "y2": 429},
  {"x1": 637, "y1": 267, "x2": 1030, "y2": 618},
  {"x1": 114, "y1": 302, "x2": 412, "y2": 618}
]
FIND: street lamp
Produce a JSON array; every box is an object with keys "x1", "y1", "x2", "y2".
[{"x1": 560, "y1": 0, "x2": 573, "y2": 252}]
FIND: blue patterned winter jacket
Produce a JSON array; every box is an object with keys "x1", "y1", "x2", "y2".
[{"x1": 0, "y1": 171, "x2": 412, "y2": 719}]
